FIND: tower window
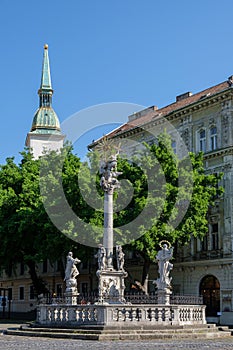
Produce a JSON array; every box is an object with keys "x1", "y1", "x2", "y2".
[{"x1": 210, "y1": 126, "x2": 217, "y2": 151}]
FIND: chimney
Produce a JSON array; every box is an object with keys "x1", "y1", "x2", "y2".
[{"x1": 176, "y1": 92, "x2": 192, "y2": 102}]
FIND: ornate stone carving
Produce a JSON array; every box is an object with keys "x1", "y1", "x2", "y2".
[
  {"x1": 222, "y1": 114, "x2": 229, "y2": 146},
  {"x1": 94, "y1": 244, "x2": 106, "y2": 271},
  {"x1": 100, "y1": 154, "x2": 122, "y2": 194},
  {"x1": 116, "y1": 245, "x2": 125, "y2": 271}
]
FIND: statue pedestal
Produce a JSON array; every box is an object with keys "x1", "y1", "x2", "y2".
[
  {"x1": 157, "y1": 289, "x2": 172, "y2": 305},
  {"x1": 64, "y1": 290, "x2": 79, "y2": 305},
  {"x1": 96, "y1": 269, "x2": 128, "y2": 304},
  {"x1": 64, "y1": 277, "x2": 79, "y2": 305}
]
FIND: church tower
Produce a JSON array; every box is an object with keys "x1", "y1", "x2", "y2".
[{"x1": 26, "y1": 44, "x2": 64, "y2": 158}]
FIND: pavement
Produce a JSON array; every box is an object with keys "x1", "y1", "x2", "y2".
[{"x1": 0, "y1": 321, "x2": 233, "y2": 350}]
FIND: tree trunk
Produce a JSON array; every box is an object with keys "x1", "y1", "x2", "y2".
[{"x1": 27, "y1": 260, "x2": 49, "y2": 296}]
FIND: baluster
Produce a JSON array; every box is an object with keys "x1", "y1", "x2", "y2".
[
  {"x1": 50, "y1": 307, "x2": 55, "y2": 322},
  {"x1": 147, "y1": 307, "x2": 152, "y2": 321}
]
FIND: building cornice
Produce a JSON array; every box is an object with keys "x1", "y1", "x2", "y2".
[
  {"x1": 174, "y1": 256, "x2": 233, "y2": 268},
  {"x1": 203, "y1": 146, "x2": 233, "y2": 160}
]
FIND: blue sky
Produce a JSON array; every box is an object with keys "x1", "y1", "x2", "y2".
[{"x1": 1, "y1": 0, "x2": 233, "y2": 164}]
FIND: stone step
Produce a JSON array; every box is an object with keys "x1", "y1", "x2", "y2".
[
  {"x1": 4, "y1": 325, "x2": 232, "y2": 341},
  {"x1": 18, "y1": 325, "x2": 224, "y2": 335}
]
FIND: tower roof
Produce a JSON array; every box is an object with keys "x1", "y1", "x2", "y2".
[
  {"x1": 30, "y1": 44, "x2": 61, "y2": 135},
  {"x1": 40, "y1": 44, "x2": 52, "y2": 91}
]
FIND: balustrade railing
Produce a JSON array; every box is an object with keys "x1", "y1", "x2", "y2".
[{"x1": 37, "y1": 304, "x2": 206, "y2": 326}]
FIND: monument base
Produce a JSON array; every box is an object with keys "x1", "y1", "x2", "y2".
[
  {"x1": 96, "y1": 269, "x2": 128, "y2": 304},
  {"x1": 64, "y1": 290, "x2": 79, "y2": 305},
  {"x1": 157, "y1": 289, "x2": 172, "y2": 305}
]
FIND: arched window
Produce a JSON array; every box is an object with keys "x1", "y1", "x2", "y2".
[
  {"x1": 199, "y1": 129, "x2": 206, "y2": 152},
  {"x1": 210, "y1": 126, "x2": 217, "y2": 151},
  {"x1": 199, "y1": 275, "x2": 220, "y2": 317}
]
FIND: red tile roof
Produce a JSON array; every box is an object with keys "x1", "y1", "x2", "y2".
[{"x1": 90, "y1": 79, "x2": 231, "y2": 145}]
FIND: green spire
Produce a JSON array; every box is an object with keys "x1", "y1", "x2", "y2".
[
  {"x1": 38, "y1": 44, "x2": 53, "y2": 108},
  {"x1": 40, "y1": 43, "x2": 52, "y2": 90},
  {"x1": 30, "y1": 44, "x2": 61, "y2": 134}
]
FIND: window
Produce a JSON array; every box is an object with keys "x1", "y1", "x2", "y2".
[
  {"x1": 19, "y1": 286, "x2": 24, "y2": 300},
  {"x1": 8, "y1": 288, "x2": 12, "y2": 301},
  {"x1": 29, "y1": 286, "x2": 35, "y2": 300},
  {"x1": 211, "y1": 223, "x2": 219, "y2": 250},
  {"x1": 199, "y1": 129, "x2": 206, "y2": 152},
  {"x1": 201, "y1": 233, "x2": 208, "y2": 251},
  {"x1": 210, "y1": 126, "x2": 217, "y2": 151}
]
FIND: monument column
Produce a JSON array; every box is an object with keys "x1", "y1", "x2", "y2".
[
  {"x1": 95, "y1": 153, "x2": 128, "y2": 304},
  {"x1": 103, "y1": 187, "x2": 114, "y2": 269}
]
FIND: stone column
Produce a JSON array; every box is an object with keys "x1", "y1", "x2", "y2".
[
  {"x1": 95, "y1": 153, "x2": 128, "y2": 304},
  {"x1": 103, "y1": 189, "x2": 114, "y2": 269}
]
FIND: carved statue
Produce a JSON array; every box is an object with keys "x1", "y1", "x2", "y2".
[
  {"x1": 64, "y1": 252, "x2": 81, "y2": 289},
  {"x1": 99, "y1": 155, "x2": 122, "y2": 193},
  {"x1": 116, "y1": 245, "x2": 125, "y2": 271},
  {"x1": 95, "y1": 244, "x2": 106, "y2": 271},
  {"x1": 156, "y1": 242, "x2": 173, "y2": 289}
]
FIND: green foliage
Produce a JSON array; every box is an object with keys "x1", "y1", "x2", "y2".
[
  {"x1": 116, "y1": 134, "x2": 223, "y2": 264},
  {"x1": 0, "y1": 147, "x2": 94, "y2": 294}
]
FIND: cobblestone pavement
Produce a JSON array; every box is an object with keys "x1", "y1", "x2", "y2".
[{"x1": 0, "y1": 334, "x2": 233, "y2": 350}]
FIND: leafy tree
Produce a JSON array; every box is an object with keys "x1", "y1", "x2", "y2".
[{"x1": 0, "y1": 147, "x2": 93, "y2": 296}]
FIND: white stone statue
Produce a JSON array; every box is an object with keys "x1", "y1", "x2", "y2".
[
  {"x1": 99, "y1": 155, "x2": 122, "y2": 193},
  {"x1": 116, "y1": 245, "x2": 125, "y2": 271},
  {"x1": 64, "y1": 252, "x2": 81, "y2": 290},
  {"x1": 156, "y1": 242, "x2": 174, "y2": 289},
  {"x1": 95, "y1": 244, "x2": 106, "y2": 271}
]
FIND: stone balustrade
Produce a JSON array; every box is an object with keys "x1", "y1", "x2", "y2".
[{"x1": 37, "y1": 303, "x2": 206, "y2": 327}]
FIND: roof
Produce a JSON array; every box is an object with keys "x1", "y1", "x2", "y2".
[
  {"x1": 40, "y1": 44, "x2": 52, "y2": 91},
  {"x1": 30, "y1": 107, "x2": 61, "y2": 134},
  {"x1": 94, "y1": 79, "x2": 233, "y2": 143},
  {"x1": 29, "y1": 44, "x2": 62, "y2": 135}
]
